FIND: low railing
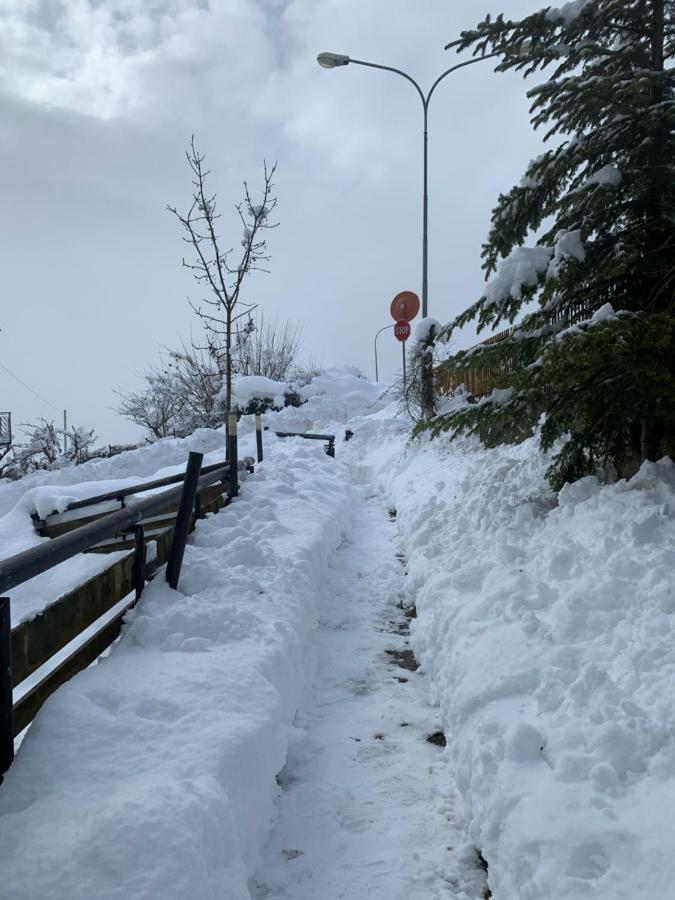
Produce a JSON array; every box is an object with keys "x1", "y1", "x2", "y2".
[
  {"x1": 251, "y1": 411, "x2": 336, "y2": 461},
  {"x1": 0, "y1": 450, "x2": 234, "y2": 778},
  {"x1": 270, "y1": 430, "x2": 336, "y2": 458}
]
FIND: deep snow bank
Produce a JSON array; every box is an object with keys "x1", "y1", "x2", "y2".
[
  {"x1": 352, "y1": 416, "x2": 675, "y2": 900},
  {"x1": 0, "y1": 438, "x2": 351, "y2": 899}
]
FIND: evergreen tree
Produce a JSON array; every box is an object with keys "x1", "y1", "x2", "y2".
[{"x1": 431, "y1": 0, "x2": 674, "y2": 488}]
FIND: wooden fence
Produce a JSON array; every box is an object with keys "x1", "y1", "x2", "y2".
[{"x1": 436, "y1": 303, "x2": 593, "y2": 398}]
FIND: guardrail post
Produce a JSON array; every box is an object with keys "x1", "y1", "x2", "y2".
[
  {"x1": 166, "y1": 452, "x2": 204, "y2": 591},
  {"x1": 0, "y1": 597, "x2": 14, "y2": 779},
  {"x1": 255, "y1": 413, "x2": 263, "y2": 464},
  {"x1": 228, "y1": 413, "x2": 239, "y2": 499},
  {"x1": 132, "y1": 526, "x2": 146, "y2": 600}
]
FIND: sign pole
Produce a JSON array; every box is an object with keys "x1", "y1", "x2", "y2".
[{"x1": 402, "y1": 340, "x2": 407, "y2": 390}]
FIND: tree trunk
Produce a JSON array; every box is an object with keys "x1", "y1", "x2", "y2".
[{"x1": 641, "y1": 418, "x2": 664, "y2": 462}]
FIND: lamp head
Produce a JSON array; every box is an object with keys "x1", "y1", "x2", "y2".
[{"x1": 317, "y1": 52, "x2": 350, "y2": 69}]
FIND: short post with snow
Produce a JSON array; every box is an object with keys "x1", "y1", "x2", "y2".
[
  {"x1": 227, "y1": 413, "x2": 239, "y2": 499},
  {"x1": 166, "y1": 452, "x2": 204, "y2": 591},
  {"x1": 255, "y1": 413, "x2": 264, "y2": 463}
]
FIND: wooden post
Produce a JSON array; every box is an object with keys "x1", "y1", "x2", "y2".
[
  {"x1": 132, "y1": 526, "x2": 146, "y2": 600},
  {"x1": 255, "y1": 413, "x2": 264, "y2": 464},
  {"x1": 166, "y1": 452, "x2": 204, "y2": 590},
  {"x1": 0, "y1": 597, "x2": 14, "y2": 779},
  {"x1": 228, "y1": 413, "x2": 239, "y2": 499}
]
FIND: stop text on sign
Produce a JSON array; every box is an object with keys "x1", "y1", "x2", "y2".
[{"x1": 394, "y1": 320, "x2": 411, "y2": 342}]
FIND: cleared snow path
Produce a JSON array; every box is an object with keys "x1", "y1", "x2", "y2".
[{"x1": 252, "y1": 494, "x2": 484, "y2": 899}]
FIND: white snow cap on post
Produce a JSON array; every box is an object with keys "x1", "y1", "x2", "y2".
[
  {"x1": 413, "y1": 318, "x2": 441, "y2": 343},
  {"x1": 230, "y1": 376, "x2": 289, "y2": 411}
]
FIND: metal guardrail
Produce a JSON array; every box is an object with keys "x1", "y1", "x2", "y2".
[
  {"x1": 271, "y1": 430, "x2": 336, "y2": 458},
  {"x1": 0, "y1": 462, "x2": 229, "y2": 597},
  {"x1": 62, "y1": 459, "x2": 229, "y2": 513},
  {"x1": 0, "y1": 449, "x2": 239, "y2": 779}
]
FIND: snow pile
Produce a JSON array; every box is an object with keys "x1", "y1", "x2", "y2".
[
  {"x1": 0, "y1": 438, "x2": 351, "y2": 899},
  {"x1": 367, "y1": 429, "x2": 675, "y2": 899},
  {"x1": 264, "y1": 365, "x2": 389, "y2": 433},
  {"x1": 231, "y1": 375, "x2": 289, "y2": 411}
]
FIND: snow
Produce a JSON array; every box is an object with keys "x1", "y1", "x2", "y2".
[
  {"x1": 361, "y1": 423, "x2": 675, "y2": 900},
  {"x1": 231, "y1": 375, "x2": 289, "y2": 410},
  {"x1": 2, "y1": 365, "x2": 675, "y2": 898},
  {"x1": 545, "y1": 0, "x2": 592, "y2": 24},
  {"x1": 482, "y1": 230, "x2": 587, "y2": 307},
  {"x1": 253, "y1": 494, "x2": 487, "y2": 899},
  {"x1": 585, "y1": 164, "x2": 622, "y2": 188},
  {"x1": 590, "y1": 302, "x2": 618, "y2": 324},
  {"x1": 413, "y1": 316, "x2": 441, "y2": 344},
  {"x1": 484, "y1": 245, "x2": 553, "y2": 307},
  {"x1": 548, "y1": 228, "x2": 585, "y2": 278},
  {"x1": 0, "y1": 438, "x2": 351, "y2": 899}
]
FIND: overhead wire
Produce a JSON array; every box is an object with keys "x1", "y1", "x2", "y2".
[{"x1": 0, "y1": 360, "x2": 61, "y2": 413}]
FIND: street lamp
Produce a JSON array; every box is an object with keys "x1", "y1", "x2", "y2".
[
  {"x1": 374, "y1": 323, "x2": 394, "y2": 382},
  {"x1": 316, "y1": 50, "x2": 498, "y2": 320}
]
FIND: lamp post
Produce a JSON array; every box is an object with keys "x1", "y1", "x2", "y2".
[
  {"x1": 317, "y1": 51, "x2": 498, "y2": 320},
  {"x1": 374, "y1": 323, "x2": 394, "y2": 382}
]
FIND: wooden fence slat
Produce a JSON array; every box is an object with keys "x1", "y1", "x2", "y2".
[{"x1": 12, "y1": 599, "x2": 135, "y2": 736}]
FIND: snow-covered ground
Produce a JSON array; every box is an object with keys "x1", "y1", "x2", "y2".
[
  {"x1": 252, "y1": 494, "x2": 486, "y2": 900},
  {"x1": 1, "y1": 365, "x2": 674, "y2": 899}
]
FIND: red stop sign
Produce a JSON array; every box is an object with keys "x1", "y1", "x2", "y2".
[{"x1": 394, "y1": 320, "x2": 411, "y2": 342}]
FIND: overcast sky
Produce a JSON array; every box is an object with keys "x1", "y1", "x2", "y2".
[{"x1": 0, "y1": 0, "x2": 545, "y2": 444}]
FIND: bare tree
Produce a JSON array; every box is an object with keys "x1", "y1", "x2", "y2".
[
  {"x1": 168, "y1": 137, "x2": 278, "y2": 421},
  {"x1": 233, "y1": 313, "x2": 301, "y2": 381},
  {"x1": 167, "y1": 341, "x2": 222, "y2": 430},
  {"x1": 116, "y1": 342, "x2": 223, "y2": 441},
  {"x1": 115, "y1": 367, "x2": 184, "y2": 440}
]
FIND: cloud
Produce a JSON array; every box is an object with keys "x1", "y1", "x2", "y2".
[
  {"x1": 0, "y1": 0, "x2": 275, "y2": 120},
  {"x1": 0, "y1": 0, "x2": 546, "y2": 442}
]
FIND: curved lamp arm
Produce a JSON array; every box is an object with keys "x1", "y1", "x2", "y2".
[
  {"x1": 374, "y1": 323, "x2": 395, "y2": 381},
  {"x1": 426, "y1": 53, "x2": 499, "y2": 107},
  {"x1": 348, "y1": 58, "x2": 426, "y2": 107}
]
